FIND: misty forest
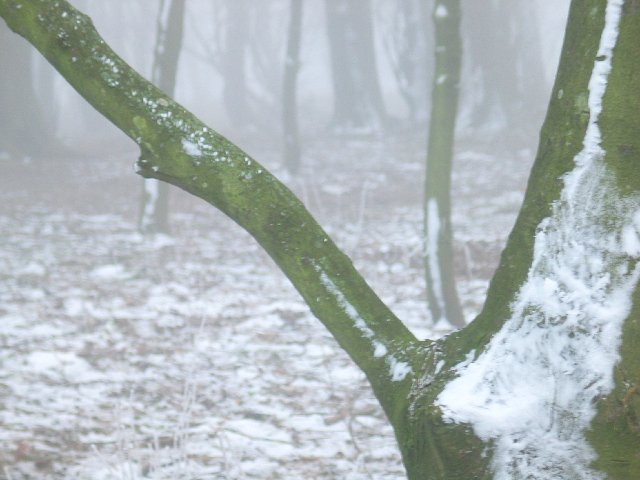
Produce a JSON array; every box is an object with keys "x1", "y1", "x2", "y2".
[{"x1": 2, "y1": 0, "x2": 640, "y2": 479}]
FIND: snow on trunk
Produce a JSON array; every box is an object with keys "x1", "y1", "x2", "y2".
[
  {"x1": 426, "y1": 198, "x2": 447, "y2": 323},
  {"x1": 437, "y1": 1, "x2": 639, "y2": 478},
  {"x1": 141, "y1": 178, "x2": 159, "y2": 230},
  {"x1": 314, "y1": 263, "x2": 412, "y2": 382}
]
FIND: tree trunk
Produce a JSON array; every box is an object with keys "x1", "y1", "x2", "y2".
[
  {"x1": 0, "y1": 20, "x2": 54, "y2": 157},
  {"x1": 221, "y1": 0, "x2": 251, "y2": 128},
  {"x1": 423, "y1": 0, "x2": 464, "y2": 329},
  {"x1": 325, "y1": 0, "x2": 388, "y2": 133},
  {"x1": 383, "y1": 0, "x2": 432, "y2": 124},
  {"x1": 139, "y1": 0, "x2": 185, "y2": 234},
  {"x1": 282, "y1": 0, "x2": 302, "y2": 174},
  {"x1": 461, "y1": 0, "x2": 549, "y2": 147},
  {"x1": 2, "y1": 0, "x2": 639, "y2": 478},
  {"x1": 399, "y1": 1, "x2": 640, "y2": 477}
]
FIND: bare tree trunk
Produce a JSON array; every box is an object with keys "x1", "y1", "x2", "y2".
[
  {"x1": 139, "y1": 0, "x2": 185, "y2": 234},
  {"x1": 325, "y1": 0, "x2": 388, "y2": 133},
  {"x1": 221, "y1": 0, "x2": 251, "y2": 128},
  {"x1": 461, "y1": 0, "x2": 548, "y2": 147},
  {"x1": 0, "y1": 21, "x2": 54, "y2": 157},
  {"x1": 282, "y1": 0, "x2": 303, "y2": 174},
  {"x1": 423, "y1": 0, "x2": 464, "y2": 328},
  {"x1": 383, "y1": 0, "x2": 432, "y2": 124}
]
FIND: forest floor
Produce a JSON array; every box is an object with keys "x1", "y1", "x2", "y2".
[{"x1": 0, "y1": 130, "x2": 532, "y2": 479}]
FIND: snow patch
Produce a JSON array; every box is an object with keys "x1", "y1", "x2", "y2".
[
  {"x1": 90, "y1": 264, "x2": 129, "y2": 280},
  {"x1": 181, "y1": 138, "x2": 202, "y2": 157},
  {"x1": 26, "y1": 351, "x2": 103, "y2": 382},
  {"x1": 437, "y1": 2, "x2": 634, "y2": 478},
  {"x1": 426, "y1": 198, "x2": 446, "y2": 321},
  {"x1": 314, "y1": 262, "x2": 412, "y2": 381},
  {"x1": 388, "y1": 358, "x2": 411, "y2": 382},
  {"x1": 434, "y1": 4, "x2": 448, "y2": 18}
]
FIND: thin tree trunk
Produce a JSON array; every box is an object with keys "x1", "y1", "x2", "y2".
[
  {"x1": 221, "y1": 0, "x2": 251, "y2": 128},
  {"x1": 0, "y1": 20, "x2": 54, "y2": 157},
  {"x1": 282, "y1": 0, "x2": 303, "y2": 174},
  {"x1": 462, "y1": 0, "x2": 548, "y2": 146},
  {"x1": 140, "y1": 0, "x2": 185, "y2": 234},
  {"x1": 423, "y1": 0, "x2": 464, "y2": 328},
  {"x1": 325, "y1": 0, "x2": 387, "y2": 133}
]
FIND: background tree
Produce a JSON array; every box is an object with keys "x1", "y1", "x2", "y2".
[
  {"x1": 325, "y1": 0, "x2": 388, "y2": 133},
  {"x1": 0, "y1": 20, "x2": 56, "y2": 157},
  {"x1": 218, "y1": 0, "x2": 252, "y2": 129},
  {"x1": 139, "y1": 0, "x2": 186, "y2": 234},
  {"x1": 460, "y1": 0, "x2": 548, "y2": 147},
  {"x1": 423, "y1": 0, "x2": 464, "y2": 328},
  {"x1": 2, "y1": 0, "x2": 639, "y2": 478},
  {"x1": 282, "y1": 0, "x2": 303, "y2": 174},
  {"x1": 379, "y1": 0, "x2": 432, "y2": 124}
]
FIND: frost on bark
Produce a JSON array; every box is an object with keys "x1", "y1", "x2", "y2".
[
  {"x1": 282, "y1": 0, "x2": 302, "y2": 174},
  {"x1": 2, "y1": 0, "x2": 640, "y2": 478},
  {"x1": 139, "y1": 0, "x2": 185, "y2": 234},
  {"x1": 423, "y1": 0, "x2": 464, "y2": 329}
]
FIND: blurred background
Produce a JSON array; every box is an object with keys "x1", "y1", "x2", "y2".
[{"x1": 1, "y1": 0, "x2": 568, "y2": 161}]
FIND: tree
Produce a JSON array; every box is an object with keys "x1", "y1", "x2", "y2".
[
  {"x1": 0, "y1": 19, "x2": 55, "y2": 157},
  {"x1": 2, "y1": 0, "x2": 639, "y2": 478},
  {"x1": 325, "y1": 0, "x2": 388, "y2": 133},
  {"x1": 282, "y1": 0, "x2": 303, "y2": 174},
  {"x1": 218, "y1": 0, "x2": 252, "y2": 128},
  {"x1": 461, "y1": 0, "x2": 549, "y2": 147},
  {"x1": 139, "y1": 0, "x2": 186, "y2": 234},
  {"x1": 423, "y1": 0, "x2": 464, "y2": 328},
  {"x1": 380, "y1": 0, "x2": 432, "y2": 124}
]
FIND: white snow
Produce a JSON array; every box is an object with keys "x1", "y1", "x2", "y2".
[
  {"x1": 181, "y1": 138, "x2": 202, "y2": 157},
  {"x1": 315, "y1": 262, "x2": 412, "y2": 382},
  {"x1": 434, "y1": 4, "x2": 448, "y2": 19},
  {"x1": 1, "y1": 120, "x2": 539, "y2": 478},
  {"x1": 426, "y1": 198, "x2": 446, "y2": 321},
  {"x1": 437, "y1": 2, "x2": 633, "y2": 478},
  {"x1": 90, "y1": 264, "x2": 129, "y2": 280}
]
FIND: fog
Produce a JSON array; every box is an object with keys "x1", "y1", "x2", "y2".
[
  {"x1": 2, "y1": 1, "x2": 569, "y2": 156},
  {"x1": 0, "y1": 1, "x2": 572, "y2": 477}
]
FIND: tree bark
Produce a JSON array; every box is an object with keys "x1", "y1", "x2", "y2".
[
  {"x1": 2, "y1": 0, "x2": 640, "y2": 478},
  {"x1": 423, "y1": 0, "x2": 464, "y2": 329}
]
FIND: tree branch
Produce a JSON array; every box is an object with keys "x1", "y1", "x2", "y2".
[{"x1": 0, "y1": 0, "x2": 423, "y2": 412}]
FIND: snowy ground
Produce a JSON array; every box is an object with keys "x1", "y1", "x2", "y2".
[{"x1": 0, "y1": 132, "x2": 531, "y2": 479}]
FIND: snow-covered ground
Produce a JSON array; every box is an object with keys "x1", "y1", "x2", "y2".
[{"x1": 0, "y1": 132, "x2": 531, "y2": 479}]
